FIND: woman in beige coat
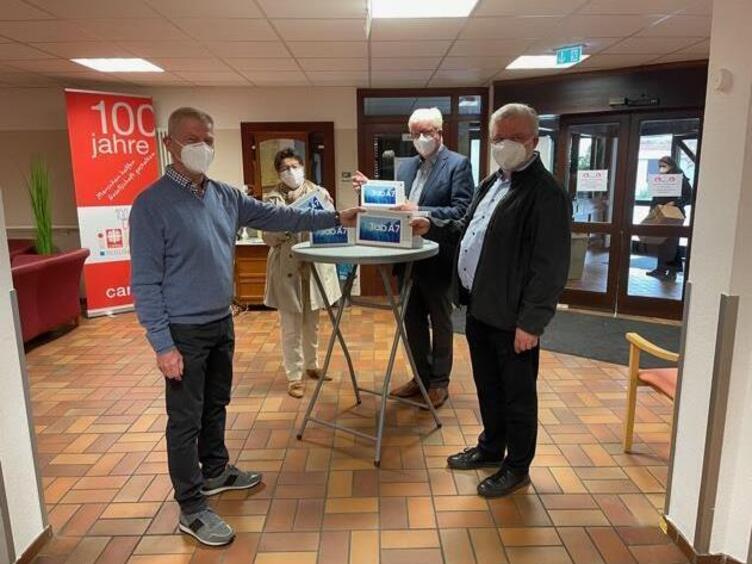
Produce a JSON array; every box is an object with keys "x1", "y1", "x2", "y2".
[{"x1": 262, "y1": 148, "x2": 342, "y2": 398}]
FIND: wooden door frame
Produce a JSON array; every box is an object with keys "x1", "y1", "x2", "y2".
[
  {"x1": 557, "y1": 112, "x2": 632, "y2": 313},
  {"x1": 356, "y1": 87, "x2": 489, "y2": 296},
  {"x1": 616, "y1": 109, "x2": 704, "y2": 319},
  {"x1": 240, "y1": 121, "x2": 336, "y2": 201},
  {"x1": 357, "y1": 87, "x2": 490, "y2": 181}
]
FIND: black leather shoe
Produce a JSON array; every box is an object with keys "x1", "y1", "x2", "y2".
[
  {"x1": 447, "y1": 446, "x2": 503, "y2": 470},
  {"x1": 477, "y1": 468, "x2": 531, "y2": 498}
]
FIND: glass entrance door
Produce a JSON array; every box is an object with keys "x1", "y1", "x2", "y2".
[
  {"x1": 558, "y1": 115, "x2": 630, "y2": 311},
  {"x1": 556, "y1": 112, "x2": 701, "y2": 319},
  {"x1": 618, "y1": 113, "x2": 701, "y2": 318}
]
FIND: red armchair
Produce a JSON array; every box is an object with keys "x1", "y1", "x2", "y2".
[
  {"x1": 11, "y1": 248, "x2": 89, "y2": 342},
  {"x1": 7, "y1": 239, "x2": 35, "y2": 259}
]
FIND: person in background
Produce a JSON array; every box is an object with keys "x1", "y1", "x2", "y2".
[
  {"x1": 130, "y1": 107, "x2": 361, "y2": 547},
  {"x1": 352, "y1": 107, "x2": 474, "y2": 409},
  {"x1": 647, "y1": 155, "x2": 693, "y2": 280},
  {"x1": 262, "y1": 148, "x2": 342, "y2": 399},
  {"x1": 410, "y1": 103, "x2": 571, "y2": 498}
]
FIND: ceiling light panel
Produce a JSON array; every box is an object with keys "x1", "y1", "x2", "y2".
[
  {"x1": 71, "y1": 58, "x2": 164, "y2": 72},
  {"x1": 371, "y1": 0, "x2": 479, "y2": 19}
]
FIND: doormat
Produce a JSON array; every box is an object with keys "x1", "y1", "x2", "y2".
[{"x1": 451, "y1": 307, "x2": 681, "y2": 368}]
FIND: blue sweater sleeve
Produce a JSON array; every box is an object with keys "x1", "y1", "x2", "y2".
[
  {"x1": 236, "y1": 191, "x2": 337, "y2": 232},
  {"x1": 129, "y1": 198, "x2": 175, "y2": 354}
]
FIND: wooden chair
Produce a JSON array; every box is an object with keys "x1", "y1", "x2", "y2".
[{"x1": 623, "y1": 332, "x2": 679, "y2": 453}]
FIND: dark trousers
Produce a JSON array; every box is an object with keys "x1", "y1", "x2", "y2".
[
  {"x1": 404, "y1": 276, "x2": 454, "y2": 389},
  {"x1": 166, "y1": 315, "x2": 234, "y2": 514},
  {"x1": 465, "y1": 313, "x2": 539, "y2": 474},
  {"x1": 656, "y1": 237, "x2": 683, "y2": 272}
]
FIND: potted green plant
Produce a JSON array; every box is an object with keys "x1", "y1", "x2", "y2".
[{"x1": 26, "y1": 157, "x2": 53, "y2": 255}]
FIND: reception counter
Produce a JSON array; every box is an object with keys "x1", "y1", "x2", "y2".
[{"x1": 234, "y1": 238, "x2": 268, "y2": 306}]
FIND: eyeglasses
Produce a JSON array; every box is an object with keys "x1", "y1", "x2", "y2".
[
  {"x1": 278, "y1": 164, "x2": 301, "y2": 173},
  {"x1": 491, "y1": 135, "x2": 532, "y2": 144},
  {"x1": 410, "y1": 129, "x2": 439, "y2": 140}
]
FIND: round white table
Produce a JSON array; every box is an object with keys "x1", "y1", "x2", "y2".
[{"x1": 292, "y1": 241, "x2": 441, "y2": 466}]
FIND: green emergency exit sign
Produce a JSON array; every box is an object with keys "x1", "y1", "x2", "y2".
[{"x1": 556, "y1": 44, "x2": 584, "y2": 65}]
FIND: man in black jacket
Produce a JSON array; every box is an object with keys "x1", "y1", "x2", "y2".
[{"x1": 411, "y1": 103, "x2": 572, "y2": 498}]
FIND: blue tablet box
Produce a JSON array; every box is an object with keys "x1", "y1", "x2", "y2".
[
  {"x1": 290, "y1": 191, "x2": 355, "y2": 247},
  {"x1": 361, "y1": 180, "x2": 406, "y2": 208},
  {"x1": 291, "y1": 191, "x2": 329, "y2": 212},
  {"x1": 356, "y1": 210, "x2": 423, "y2": 249},
  {"x1": 311, "y1": 225, "x2": 355, "y2": 247}
]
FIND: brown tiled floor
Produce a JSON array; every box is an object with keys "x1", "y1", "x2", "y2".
[
  {"x1": 27, "y1": 307, "x2": 687, "y2": 563},
  {"x1": 567, "y1": 248, "x2": 684, "y2": 301}
]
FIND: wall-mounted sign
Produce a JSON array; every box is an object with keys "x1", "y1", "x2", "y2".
[
  {"x1": 556, "y1": 44, "x2": 584, "y2": 65},
  {"x1": 648, "y1": 173, "x2": 684, "y2": 197},
  {"x1": 577, "y1": 169, "x2": 609, "y2": 192}
]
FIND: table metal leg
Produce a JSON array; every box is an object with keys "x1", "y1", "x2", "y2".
[
  {"x1": 312, "y1": 266, "x2": 359, "y2": 401},
  {"x1": 297, "y1": 268, "x2": 358, "y2": 440},
  {"x1": 378, "y1": 264, "x2": 442, "y2": 430},
  {"x1": 298, "y1": 260, "x2": 442, "y2": 467},
  {"x1": 372, "y1": 264, "x2": 409, "y2": 467}
]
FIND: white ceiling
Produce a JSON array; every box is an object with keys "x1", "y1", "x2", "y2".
[{"x1": 0, "y1": 0, "x2": 712, "y2": 89}]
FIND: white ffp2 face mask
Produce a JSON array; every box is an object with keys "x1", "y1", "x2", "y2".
[
  {"x1": 177, "y1": 141, "x2": 214, "y2": 175},
  {"x1": 280, "y1": 167, "x2": 305, "y2": 189},
  {"x1": 492, "y1": 140, "x2": 529, "y2": 172},
  {"x1": 413, "y1": 134, "x2": 438, "y2": 157}
]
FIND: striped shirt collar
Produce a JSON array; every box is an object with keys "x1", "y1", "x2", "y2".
[{"x1": 166, "y1": 164, "x2": 208, "y2": 199}]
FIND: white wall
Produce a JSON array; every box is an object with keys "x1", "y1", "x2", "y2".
[
  {"x1": 0, "y1": 85, "x2": 360, "y2": 246},
  {"x1": 148, "y1": 86, "x2": 359, "y2": 208},
  {"x1": 0, "y1": 190, "x2": 47, "y2": 559},
  {"x1": 708, "y1": 11, "x2": 752, "y2": 551},
  {"x1": 666, "y1": 0, "x2": 752, "y2": 561}
]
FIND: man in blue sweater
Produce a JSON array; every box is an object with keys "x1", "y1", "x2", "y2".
[{"x1": 130, "y1": 107, "x2": 360, "y2": 547}]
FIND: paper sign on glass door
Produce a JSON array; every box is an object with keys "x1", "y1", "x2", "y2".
[
  {"x1": 576, "y1": 170, "x2": 609, "y2": 192},
  {"x1": 648, "y1": 174, "x2": 683, "y2": 197}
]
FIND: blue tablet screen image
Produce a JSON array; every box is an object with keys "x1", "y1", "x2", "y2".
[
  {"x1": 363, "y1": 186, "x2": 397, "y2": 205},
  {"x1": 312, "y1": 226, "x2": 349, "y2": 245},
  {"x1": 302, "y1": 197, "x2": 326, "y2": 211},
  {"x1": 359, "y1": 217, "x2": 401, "y2": 244}
]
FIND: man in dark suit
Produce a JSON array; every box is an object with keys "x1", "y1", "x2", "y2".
[
  {"x1": 354, "y1": 107, "x2": 474, "y2": 408},
  {"x1": 410, "y1": 103, "x2": 571, "y2": 497}
]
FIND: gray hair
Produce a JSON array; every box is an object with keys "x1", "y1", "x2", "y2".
[
  {"x1": 167, "y1": 107, "x2": 214, "y2": 137},
  {"x1": 489, "y1": 103, "x2": 539, "y2": 136},
  {"x1": 408, "y1": 107, "x2": 443, "y2": 130}
]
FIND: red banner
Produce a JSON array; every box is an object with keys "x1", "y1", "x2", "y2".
[{"x1": 64, "y1": 89, "x2": 159, "y2": 316}]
